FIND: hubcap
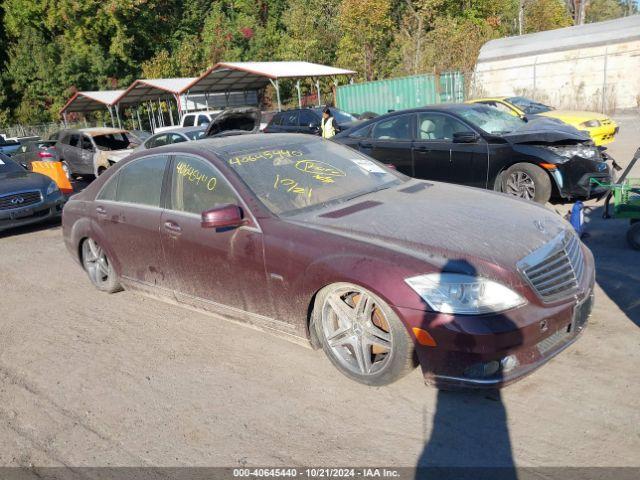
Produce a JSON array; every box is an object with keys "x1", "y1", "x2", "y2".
[
  {"x1": 82, "y1": 238, "x2": 111, "y2": 286},
  {"x1": 321, "y1": 287, "x2": 392, "y2": 376},
  {"x1": 506, "y1": 171, "x2": 536, "y2": 200}
]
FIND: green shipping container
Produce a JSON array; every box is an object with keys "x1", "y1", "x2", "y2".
[{"x1": 336, "y1": 72, "x2": 465, "y2": 115}]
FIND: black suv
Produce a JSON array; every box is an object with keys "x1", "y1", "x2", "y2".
[{"x1": 263, "y1": 107, "x2": 359, "y2": 135}]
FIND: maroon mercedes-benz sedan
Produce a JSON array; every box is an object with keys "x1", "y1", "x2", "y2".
[{"x1": 62, "y1": 134, "x2": 594, "y2": 388}]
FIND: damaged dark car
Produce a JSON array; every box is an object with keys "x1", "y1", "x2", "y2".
[{"x1": 334, "y1": 104, "x2": 613, "y2": 204}]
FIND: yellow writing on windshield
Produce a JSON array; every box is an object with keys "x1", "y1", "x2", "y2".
[
  {"x1": 294, "y1": 159, "x2": 346, "y2": 184},
  {"x1": 176, "y1": 161, "x2": 217, "y2": 191},
  {"x1": 274, "y1": 174, "x2": 312, "y2": 199},
  {"x1": 229, "y1": 149, "x2": 303, "y2": 166}
]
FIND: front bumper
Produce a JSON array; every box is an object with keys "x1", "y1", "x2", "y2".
[
  {"x1": 0, "y1": 194, "x2": 65, "y2": 232},
  {"x1": 396, "y1": 254, "x2": 595, "y2": 389},
  {"x1": 555, "y1": 156, "x2": 612, "y2": 199}
]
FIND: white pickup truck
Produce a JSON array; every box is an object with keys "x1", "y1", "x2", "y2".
[{"x1": 154, "y1": 110, "x2": 221, "y2": 133}]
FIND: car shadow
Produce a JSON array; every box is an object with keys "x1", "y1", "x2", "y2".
[
  {"x1": 415, "y1": 260, "x2": 520, "y2": 480},
  {"x1": 582, "y1": 204, "x2": 639, "y2": 327}
]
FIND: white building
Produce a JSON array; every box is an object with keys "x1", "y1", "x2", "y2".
[{"x1": 472, "y1": 15, "x2": 640, "y2": 113}]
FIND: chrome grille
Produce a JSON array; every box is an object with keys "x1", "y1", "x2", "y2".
[
  {"x1": 517, "y1": 230, "x2": 585, "y2": 302},
  {"x1": 0, "y1": 191, "x2": 42, "y2": 210}
]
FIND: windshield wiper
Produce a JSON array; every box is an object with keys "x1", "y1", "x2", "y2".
[{"x1": 343, "y1": 183, "x2": 395, "y2": 202}]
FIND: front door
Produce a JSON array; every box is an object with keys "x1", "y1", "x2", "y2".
[
  {"x1": 160, "y1": 154, "x2": 271, "y2": 317},
  {"x1": 65, "y1": 134, "x2": 83, "y2": 173},
  {"x1": 92, "y1": 154, "x2": 171, "y2": 294},
  {"x1": 413, "y1": 112, "x2": 488, "y2": 188},
  {"x1": 364, "y1": 113, "x2": 415, "y2": 176},
  {"x1": 80, "y1": 135, "x2": 96, "y2": 174}
]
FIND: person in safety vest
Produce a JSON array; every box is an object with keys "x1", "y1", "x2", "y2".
[{"x1": 320, "y1": 107, "x2": 336, "y2": 139}]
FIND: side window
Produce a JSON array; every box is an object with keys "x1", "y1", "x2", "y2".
[
  {"x1": 69, "y1": 134, "x2": 80, "y2": 147},
  {"x1": 148, "y1": 134, "x2": 168, "y2": 148},
  {"x1": 281, "y1": 111, "x2": 299, "y2": 127},
  {"x1": 171, "y1": 155, "x2": 238, "y2": 215},
  {"x1": 417, "y1": 113, "x2": 472, "y2": 141},
  {"x1": 116, "y1": 155, "x2": 168, "y2": 207},
  {"x1": 168, "y1": 133, "x2": 187, "y2": 145},
  {"x1": 81, "y1": 136, "x2": 94, "y2": 151},
  {"x1": 183, "y1": 115, "x2": 195, "y2": 127},
  {"x1": 96, "y1": 172, "x2": 119, "y2": 201},
  {"x1": 349, "y1": 124, "x2": 372, "y2": 138},
  {"x1": 298, "y1": 110, "x2": 318, "y2": 127},
  {"x1": 372, "y1": 115, "x2": 413, "y2": 140},
  {"x1": 197, "y1": 115, "x2": 210, "y2": 126}
]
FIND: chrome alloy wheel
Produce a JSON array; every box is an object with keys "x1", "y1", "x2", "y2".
[
  {"x1": 505, "y1": 170, "x2": 536, "y2": 200},
  {"x1": 321, "y1": 287, "x2": 392, "y2": 376},
  {"x1": 82, "y1": 238, "x2": 112, "y2": 288}
]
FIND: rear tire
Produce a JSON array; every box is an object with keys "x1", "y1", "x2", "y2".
[
  {"x1": 313, "y1": 282, "x2": 416, "y2": 386},
  {"x1": 81, "y1": 238, "x2": 122, "y2": 293},
  {"x1": 503, "y1": 163, "x2": 552, "y2": 204},
  {"x1": 627, "y1": 222, "x2": 640, "y2": 250}
]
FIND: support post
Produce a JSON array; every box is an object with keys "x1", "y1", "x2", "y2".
[
  {"x1": 136, "y1": 107, "x2": 143, "y2": 132},
  {"x1": 269, "y1": 79, "x2": 282, "y2": 111},
  {"x1": 205, "y1": 92, "x2": 210, "y2": 111},
  {"x1": 157, "y1": 98, "x2": 164, "y2": 127},
  {"x1": 296, "y1": 80, "x2": 302, "y2": 108},
  {"x1": 115, "y1": 105, "x2": 122, "y2": 129},
  {"x1": 107, "y1": 106, "x2": 116, "y2": 128},
  {"x1": 62, "y1": 112, "x2": 68, "y2": 127},
  {"x1": 168, "y1": 97, "x2": 175, "y2": 126},
  {"x1": 315, "y1": 78, "x2": 322, "y2": 106}
]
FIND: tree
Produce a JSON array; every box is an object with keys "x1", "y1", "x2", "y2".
[
  {"x1": 524, "y1": 0, "x2": 573, "y2": 33},
  {"x1": 337, "y1": 0, "x2": 394, "y2": 81},
  {"x1": 585, "y1": 0, "x2": 625, "y2": 22}
]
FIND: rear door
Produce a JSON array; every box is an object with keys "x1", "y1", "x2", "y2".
[
  {"x1": 298, "y1": 110, "x2": 321, "y2": 135},
  {"x1": 65, "y1": 134, "x2": 83, "y2": 173},
  {"x1": 92, "y1": 154, "x2": 171, "y2": 294},
  {"x1": 79, "y1": 135, "x2": 96, "y2": 174},
  {"x1": 362, "y1": 114, "x2": 414, "y2": 176}
]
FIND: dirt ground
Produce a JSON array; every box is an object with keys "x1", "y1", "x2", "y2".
[{"x1": 0, "y1": 117, "x2": 639, "y2": 471}]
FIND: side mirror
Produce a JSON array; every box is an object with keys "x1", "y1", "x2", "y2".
[
  {"x1": 452, "y1": 131, "x2": 479, "y2": 143},
  {"x1": 201, "y1": 204, "x2": 244, "y2": 229}
]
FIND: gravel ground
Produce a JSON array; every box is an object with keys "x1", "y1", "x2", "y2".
[{"x1": 0, "y1": 116, "x2": 638, "y2": 472}]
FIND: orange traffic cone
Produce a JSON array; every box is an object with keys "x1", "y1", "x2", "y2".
[{"x1": 31, "y1": 161, "x2": 73, "y2": 194}]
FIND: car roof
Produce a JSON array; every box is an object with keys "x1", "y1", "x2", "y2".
[
  {"x1": 151, "y1": 126, "x2": 206, "y2": 135},
  {"x1": 136, "y1": 133, "x2": 322, "y2": 158},
  {"x1": 62, "y1": 127, "x2": 129, "y2": 137}
]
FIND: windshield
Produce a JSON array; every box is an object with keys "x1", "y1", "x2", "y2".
[
  {"x1": 221, "y1": 139, "x2": 403, "y2": 215},
  {"x1": 0, "y1": 154, "x2": 24, "y2": 174},
  {"x1": 457, "y1": 105, "x2": 526, "y2": 135},
  {"x1": 185, "y1": 130, "x2": 206, "y2": 140},
  {"x1": 506, "y1": 96, "x2": 552, "y2": 114}
]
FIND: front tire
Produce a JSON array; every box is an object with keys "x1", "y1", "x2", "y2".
[
  {"x1": 313, "y1": 282, "x2": 416, "y2": 386},
  {"x1": 81, "y1": 238, "x2": 122, "y2": 293},
  {"x1": 503, "y1": 163, "x2": 552, "y2": 204},
  {"x1": 627, "y1": 222, "x2": 640, "y2": 250}
]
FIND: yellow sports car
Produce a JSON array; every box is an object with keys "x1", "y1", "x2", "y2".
[{"x1": 467, "y1": 96, "x2": 618, "y2": 146}]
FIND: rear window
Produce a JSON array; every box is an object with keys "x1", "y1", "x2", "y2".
[
  {"x1": 93, "y1": 133, "x2": 134, "y2": 151},
  {"x1": 184, "y1": 130, "x2": 205, "y2": 140}
]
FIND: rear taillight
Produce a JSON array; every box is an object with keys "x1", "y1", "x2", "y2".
[{"x1": 37, "y1": 151, "x2": 53, "y2": 158}]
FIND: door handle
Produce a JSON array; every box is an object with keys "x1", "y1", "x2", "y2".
[
  {"x1": 95, "y1": 206, "x2": 106, "y2": 216},
  {"x1": 358, "y1": 142, "x2": 373, "y2": 149},
  {"x1": 163, "y1": 220, "x2": 182, "y2": 235}
]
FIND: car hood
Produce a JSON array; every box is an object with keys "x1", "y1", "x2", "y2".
[
  {"x1": 498, "y1": 117, "x2": 591, "y2": 144},
  {"x1": 290, "y1": 180, "x2": 569, "y2": 276},
  {"x1": 0, "y1": 170, "x2": 49, "y2": 192},
  {"x1": 538, "y1": 110, "x2": 610, "y2": 123}
]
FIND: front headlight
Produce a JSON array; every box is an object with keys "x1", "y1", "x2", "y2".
[
  {"x1": 545, "y1": 144, "x2": 599, "y2": 161},
  {"x1": 405, "y1": 273, "x2": 525, "y2": 315},
  {"x1": 580, "y1": 120, "x2": 601, "y2": 128},
  {"x1": 46, "y1": 180, "x2": 59, "y2": 196}
]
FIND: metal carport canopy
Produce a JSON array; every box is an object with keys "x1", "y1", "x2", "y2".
[
  {"x1": 59, "y1": 90, "x2": 125, "y2": 114},
  {"x1": 184, "y1": 61, "x2": 357, "y2": 109},
  {"x1": 114, "y1": 77, "x2": 197, "y2": 105}
]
